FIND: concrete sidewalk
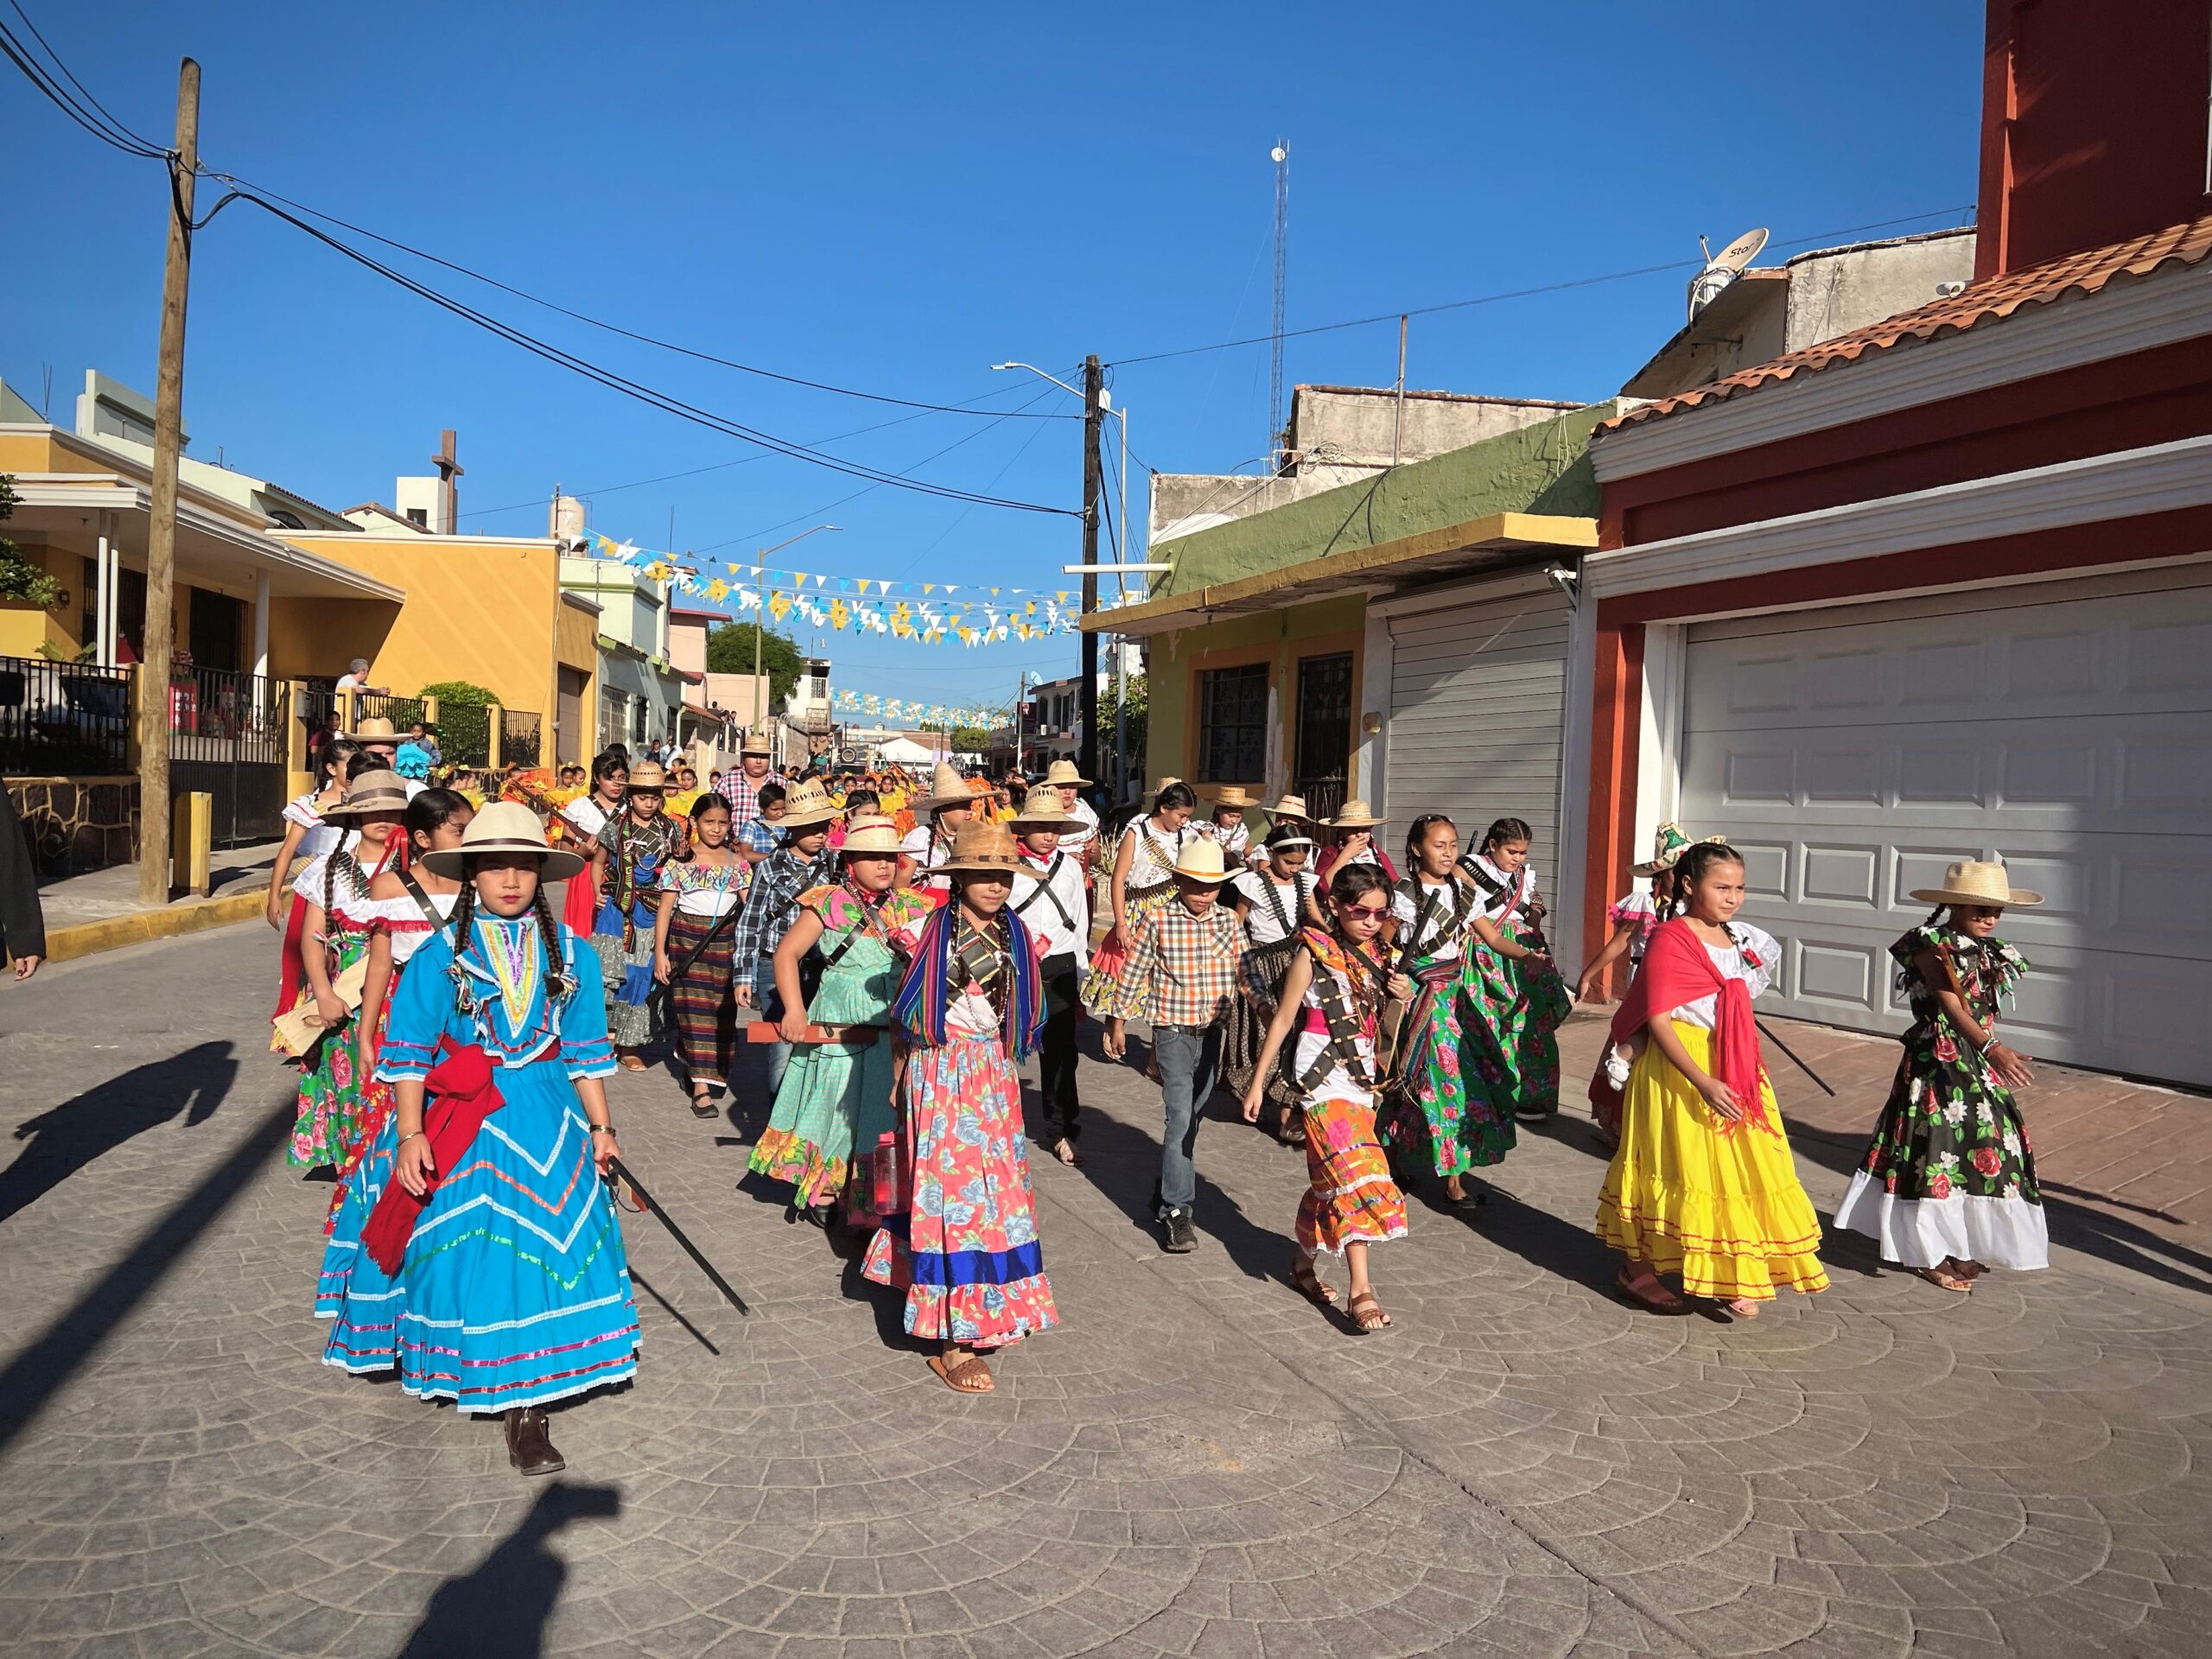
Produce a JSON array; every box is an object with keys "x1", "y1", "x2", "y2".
[{"x1": 32, "y1": 840, "x2": 281, "y2": 962}]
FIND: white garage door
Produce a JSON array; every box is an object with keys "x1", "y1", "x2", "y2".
[
  {"x1": 1678, "y1": 568, "x2": 2212, "y2": 1087},
  {"x1": 1385, "y1": 571, "x2": 1570, "y2": 856}
]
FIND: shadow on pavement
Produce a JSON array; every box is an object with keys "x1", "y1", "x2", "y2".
[
  {"x1": 396, "y1": 1481, "x2": 621, "y2": 1659},
  {"x1": 0, "y1": 1039, "x2": 237, "y2": 1225},
  {"x1": 0, "y1": 1075, "x2": 289, "y2": 1455}
]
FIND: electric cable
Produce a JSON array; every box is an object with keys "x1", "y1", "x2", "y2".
[{"x1": 0, "y1": 14, "x2": 165, "y2": 157}]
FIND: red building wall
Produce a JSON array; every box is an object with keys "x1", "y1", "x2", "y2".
[{"x1": 1977, "y1": 0, "x2": 2212, "y2": 279}]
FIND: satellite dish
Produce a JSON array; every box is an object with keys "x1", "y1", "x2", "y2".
[{"x1": 1687, "y1": 226, "x2": 1771, "y2": 321}]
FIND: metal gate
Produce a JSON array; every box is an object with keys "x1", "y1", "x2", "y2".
[{"x1": 170, "y1": 667, "x2": 288, "y2": 846}]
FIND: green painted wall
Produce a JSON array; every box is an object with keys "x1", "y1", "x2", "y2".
[
  {"x1": 1154, "y1": 400, "x2": 1623, "y2": 596},
  {"x1": 1147, "y1": 594, "x2": 1367, "y2": 789}
]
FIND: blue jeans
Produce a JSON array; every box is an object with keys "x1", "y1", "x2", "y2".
[
  {"x1": 752, "y1": 958, "x2": 791, "y2": 1096},
  {"x1": 1153, "y1": 1022, "x2": 1223, "y2": 1216}
]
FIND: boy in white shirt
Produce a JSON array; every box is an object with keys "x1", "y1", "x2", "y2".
[{"x1": 1010, "y1": 785, "x2": 1093, "y2": 1165}]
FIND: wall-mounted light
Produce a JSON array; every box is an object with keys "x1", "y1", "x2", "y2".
[{"x1": 1362, "y1": 713, "x2": 1382, "y2": 736}]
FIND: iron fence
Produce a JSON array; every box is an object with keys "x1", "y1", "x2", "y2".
[
  {"x1": 353, "y1": 690, "x2": 426, "y2": 734},
  {"x1": 0, "y1": 655, "x2": 132, "y2": 775},
  {"x1": 501, "y1": 708, "x2": 543, "y2": 769},
  {"x1": 170, "y1": 667, "x2": 288, "y2": 845}
]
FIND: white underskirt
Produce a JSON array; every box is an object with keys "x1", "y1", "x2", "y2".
[{"x1": 1832, "y1": 1172, "x2": 2050, "y2": 1271}]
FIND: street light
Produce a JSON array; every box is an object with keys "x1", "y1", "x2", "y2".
[
  {"x1": 992, "y1": 360, "x2": 1136, "y2": 800},
  {"x1": 750, "y1": 523, "x2": 840, "y2": 741}
]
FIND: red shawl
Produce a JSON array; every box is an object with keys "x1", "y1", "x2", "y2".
[
  {"x1": 1607, "y1": 918, "x2": 1772, "y2": 1137},
  {"x1": 360, "y1": 1039, "x2": 509, "y2": 1274}
]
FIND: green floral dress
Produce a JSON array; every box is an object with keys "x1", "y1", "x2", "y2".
[
  {"x1": 1831, "y1": 925, "x2": 2049, "y2": 1271},
  {"x1": 287, "y1": 854, "x2": 376, "y2": 1168}
]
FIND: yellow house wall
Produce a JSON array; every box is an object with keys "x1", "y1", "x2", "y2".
[
  {"x1": 286, "y1": 532, "x2": 562, "y2": 715},
  {"x1": 1147, "y1": 594, "x2": 1368, "y2": 798}
]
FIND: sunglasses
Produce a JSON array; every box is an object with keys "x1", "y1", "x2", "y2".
[{"x1": 1344, "y1": 901, "x2": 1390, "y2": 918}]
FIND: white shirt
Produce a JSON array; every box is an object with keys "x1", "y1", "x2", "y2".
[
  {"x1": 562, "y1": 797, "x2": 609, "y2": 839},
  {"x1": 1232, "y1": 868, "x2": 1313, "y2": 945},
  {"x1": 1464, "y1": 854, "x2": 1540, "y2": 924},
  {"x1": 1011, "y1": 850, "x2": 1089, "y2": 961},
  {"x1": 900, "y1": 824, "x2": 953, "y2": 893},
  {"x1": 335, "y1": 671, "x2": 366, "y2": 690},
  {"x1": 1201, "y1": 819, "x2": 1250, "y2": 860},
  {"x1": 1390, "y1": 874, "x2": 1473, "y2": 963},
  {"x1": 1120, "y1": 818, "x2": 1192, "y2": 888},
  {"x1": 1667, "y1": 924, "x2": 1781, "y2": 1029},
  {"x1": 283, "y1": 792, "x2": 348, "y2": 865},
  {"x1": 1055, "y1": 796, "x2": 1101, "y2": 858}
]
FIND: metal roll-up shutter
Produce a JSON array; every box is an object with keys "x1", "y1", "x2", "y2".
[
  {"x1": 1384, "y1": 574, "x2": 1571, "y2": 855},
  {"x1": 1677, "y1": 569, "x2": 2212, "y2": 1086}
]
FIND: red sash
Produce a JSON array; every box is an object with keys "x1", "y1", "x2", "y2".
[
  {"x1": 1606, "y1": 919, "x2": 1772, "y2": 1137},
  {"x1": 359, "y1": 1039, "x2": 509, "y2": 1274}
]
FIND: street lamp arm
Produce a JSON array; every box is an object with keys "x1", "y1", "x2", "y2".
[
  {"x1": 991, "y1": 361, "x2": 1087, "y2": 403},
  {"x1": 757, "y1": 523, "x2": 842, "y2": 561}
]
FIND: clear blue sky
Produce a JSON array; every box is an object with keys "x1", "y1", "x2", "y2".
[{"x1": 3, "y1": 3, "x2": 1984, "y2": 709}]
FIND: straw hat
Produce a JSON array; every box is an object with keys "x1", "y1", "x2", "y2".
[
  {"x1": 1168, "y1": 838, "x2": 1238, "y2": 884},
  {"x1": 739, "y1": 728, "x2": 773, "y2": 758},
  {"x1": 1324, "y1": 799, "x2": 1386, "y2": 830},
  {"x1": 1207, "y1": 785, "x2": 1256, "y2": 810},
  {"x1": 1152, "y1": 776, "x2": 1183, "y2": 794},
  {"x1": 1011, "y1": 783, "x2": 1084, "y2": 831},
  {"x1": 1044, "y1": 758, "x2": 1090, "y2": 788},
  {"x1": 1632, "y1": 821, "x2": 1694, "y2": 876},
  {"x1": 321, "y1": 769, "x2": 411, "y2": 821},
  {"x1": 418, "y1": 799, "x2": 585, "y2": 882},
  {"x1": 937, "y1": 818, "x2": 1022, "y2": 875},
  {"x1": 916, "y1": 760, "x2": 976, "y2": 812},
  {"x1": 1266, "y1": 793, "x2": 1312, "y2": 823},
  {"x1": 625, "y1": 761, "x2": 669, "y2": 793},
  {"x1": 1908, "y1": 859, "x2": 2044, "y2": 908},
  {"x1": 779, "y1": 777, "x2": 842, "y2": 828},
  {"x1": 838, "y1": 813, "x2": 903, "y2": 856},
  {"x1": 346, "y1": 715, "x2": 401, "y2": 745}
]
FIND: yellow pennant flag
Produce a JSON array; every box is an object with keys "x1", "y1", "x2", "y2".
[
  {"x1": 707, "y1": 578, "x2": 729, "y2": 601},
  {"x1": 830, "y1": 599, "x2": 850, "y2": 631},
  {"x1": 1025, "y1": 601, "x2": 1036, "y2": 616},
  {"x1": 790, "y1": 571, "x2": 805, "y2": 590},
  {"x1": 924, "y1": 583, "x2": 935, "y2": 595},
  {"x1": 855, "y1": 578, "x2": 872, "y2": 595},
  {"x1": 768, "y1": 592, "x2": 792, "y2": 621}
]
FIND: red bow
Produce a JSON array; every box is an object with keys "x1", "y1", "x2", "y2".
[{"x1": 359, "y1": 1039, "x2": 508, "y2": 1274}]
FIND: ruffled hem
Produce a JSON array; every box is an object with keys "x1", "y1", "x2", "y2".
[
  {"x1": 1597, "y1": 1195, "x2": 1830, "y2": 1301},
  {"x1": 747, "y1": 1125, "x2": 850, "y2": 1207},
  {"x1": 1831, "y1": 1173, "x2": 2050, "y2": 1271},
  {"x1": 1300, "y1": 1218, "x2": 1408, "y2": 1261}
]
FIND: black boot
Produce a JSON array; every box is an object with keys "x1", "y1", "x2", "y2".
[{"x1": 505, "y1": 1407, "x2": 566, "y2": 1477}]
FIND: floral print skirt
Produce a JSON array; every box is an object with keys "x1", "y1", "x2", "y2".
[
  {"x1": 287, "y1": 932, "x2": 372, "y2": 1168},
  {"x1": 1831, "y1": 1027, "x2": 2048, "y2": 1271},
  {"x1": 590, "y1": 900, "x2": 663, "y2": 1049},
  {"x1": 1382, "y1": 959, "x2": 1515, "y2": 1175},
  {"x1": 1460, "y1": 932, "x2": 1571, "y2": 1124},
  {"x1": 862, "y1": 1034, "x2": 1058, "y2": 1350},
  {"x1": 1296, "y1": 1071, "x2": 1408, "y2": 1261}
]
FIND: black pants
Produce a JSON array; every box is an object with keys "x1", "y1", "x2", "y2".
[{"x1": 1037, "y1": 954, "x2": 1083, "y2": 1142}]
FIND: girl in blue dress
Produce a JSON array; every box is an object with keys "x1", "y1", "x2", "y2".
[{"x1": 315, "y1": 801, "x2": 638, "y2": 1478}]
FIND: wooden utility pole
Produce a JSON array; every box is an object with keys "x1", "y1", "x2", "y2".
[
  {"x1": 1077, "y1": 355, "x2": 1103, "y2": 790},
  {"x1": 138, "y1": 57, "x2": 200, "y2": 907}
]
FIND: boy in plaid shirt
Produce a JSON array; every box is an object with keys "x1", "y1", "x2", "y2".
[{"x1": 1103, "y1": 839, "x2": 1244, "y2": 1254}]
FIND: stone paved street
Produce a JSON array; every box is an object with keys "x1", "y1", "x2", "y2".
[{"x1": 2, "y1": 925, "x2": 2208, "y2": 1657}]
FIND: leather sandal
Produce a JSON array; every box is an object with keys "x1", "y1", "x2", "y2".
[
  {"x1": 1346, "y1": 1289, "x2": 1393, "y2": 1333},
  {"x1": 1289, "y1": 1253, "x2": 1338, "y2": 1309},
  {"x1": 927, "y1": 1351, "x2": 995, "y2": 1394},
  {"x1": 1913, "y1": 1264, "x2": 1974, "y2": 1294},
  {"x1": 1615, "y1": 1267, "x2": 1690, "y2": 1316},
  {"x1": 505, "y1": 1407, "x2": 566, "y2": 1477}
]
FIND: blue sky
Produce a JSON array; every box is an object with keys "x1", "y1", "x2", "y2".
[{"x1": 3, "y1": 3, "x2": 1984, "y2": 709}]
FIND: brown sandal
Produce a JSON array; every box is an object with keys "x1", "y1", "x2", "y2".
[
  {"x1": 617, "y1": 1053, "x2": 648, "y2": 1072},
  {"x1": 1289, "y1": 1254, "x2": 1338, "y2": 1309},
  {"x1": 1913, "y1": 1264, "x2": 1974, "y2": 1294},
  {"x1": 1616, "y1": 1267, "x2": 1690, "y2": 1316},
  {"x1": 1346, "y1": 1290, "x2": 1393, "y2": 1333},
  {"x1": 927, "y1": 1351, "x2": 995, "y2": 1394}
]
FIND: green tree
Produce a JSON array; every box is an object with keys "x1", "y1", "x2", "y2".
[
  {"x1": 1092, "y1": 674, "x2": 1147, "y2": 794},
  {"x1": 948, "y1": 725, "x2": 996, "y2": 751},
  {"x1": 419, "y1": 678, "x2": 498, "y2": 766},
  {"x1": 705, "y1": 620, "x2": 805, "y2": 708},
  {"x1": 0, "y1": 476, "x2": 65, "y2": 608}
]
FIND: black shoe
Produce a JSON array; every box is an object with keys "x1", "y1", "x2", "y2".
[
  {"x1": 505, "y1": 1408, "x2": 566, "y2": 1477},
  {"x1": 1160, "y1": 1208, "x2": 1197, "y2": 1254}
]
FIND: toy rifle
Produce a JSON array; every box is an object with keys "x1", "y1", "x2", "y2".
[
  {"x1": 606, "y1": 1156, "x2": 751, "y2": 1315},
  {"x1": 747, "y1": 1020, "x2": 882, "y2": 1046},
  {"x1": 1756, "y1": 1018, "x2": 1835, "y2": 1096}
]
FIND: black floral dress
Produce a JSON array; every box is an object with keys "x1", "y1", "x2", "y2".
[{"x1": 1831, "y1": 925, "x2": 2049, "y2": 1270}]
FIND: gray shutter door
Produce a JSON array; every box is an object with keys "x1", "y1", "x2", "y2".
[
  {"x1": 1678, "y1": 570, "x2": 2212, "y2": 1087},
  {"x1": 1385, "y1": 577, "x2": 1571, "y2": 855}
]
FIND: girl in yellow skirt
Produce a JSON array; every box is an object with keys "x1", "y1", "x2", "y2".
[{"x1": 1596, "y1": 842, "x2": 1828, "y2": 1318}]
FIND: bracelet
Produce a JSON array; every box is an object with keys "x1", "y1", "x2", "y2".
[
  {"x1": 589, "y1": 1122, "x2": 617, "y2": 1137},
  {"x1": 397, "y1": 1130, "x2": 426, "y2": 1148}
]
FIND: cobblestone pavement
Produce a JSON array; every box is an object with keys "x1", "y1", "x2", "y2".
[{"x1": 1, "y1": 926, "x2": 2207, "y2": 1657}]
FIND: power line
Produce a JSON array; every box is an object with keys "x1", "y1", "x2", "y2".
[
  {"x1": 1106, "y1": 206, "x2": 1978, "y2": 366},
  {"x1": 208, "y1": 188, "x2": 1077, "y2": 517},
  {"x1": 0, "y1": 11, "x2": 165, "y2": 157},
  {"x1": 198, "y1": 168, "x2": 1076, "y2": 423}
]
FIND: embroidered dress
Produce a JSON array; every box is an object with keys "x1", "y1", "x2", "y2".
[
  {"x1": 315, "y1": 916, "x2": 639, "y2": 1412},
  {"x1": 863, "y1": 906, "x2": 1058, "y2": 1350},
  {"x1": 1290, "y1": 929, "x2": 1408, "y2": 1258},
  {"x1": 1081, "y1": 817, "x2": 1194, "y2": 1014},
  {"x1": 327, "y1": 886, "x2": 458, "y2": 1227},
  {"x1": 1383, "y1": 872, "x2": 1516, "y2": 1175},
  {"x1": 1607, "y1": 889, "x2": 1662, "y2": 977},
  {"x1": 285, "y1": 849, "x2": 382, "y2": 1166},
  {"x1": 273, "y1": 793, "x2": 350, "y2": 1020},
  {"x1": 749, "y1": 885, "x2": 932, "y2": 1211},
  {"x1": 662, "y1": 855, "x2": 749, "y2": 1084},
  {"x1": 591, "y1": 814, "x2": 687, "y2": 1047},
  {"x1": 1458, "y1": 855, "x2": 1571, "y2": 1126},
  {"x1": 1595, "y1": 920, "x2": 1828, "y2": 1303},
  {"x1": 1832, "y1": 926, "x2": 2047, "y2": 1271}
]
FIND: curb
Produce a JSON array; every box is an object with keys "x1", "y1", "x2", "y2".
[{"x1": 42, "y1": 890, "x2": 265, "y2": 965}]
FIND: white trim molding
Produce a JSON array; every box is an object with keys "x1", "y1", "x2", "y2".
[
  {"x1": 1585, "y1": 434, "x2": 2212, "y2": 601},
  {"x1": 1590, "y1": 259, "x2": 2212, "y2": 482}
]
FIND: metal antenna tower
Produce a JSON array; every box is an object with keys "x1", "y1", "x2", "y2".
[{"x1": 1269, "y1": 139, "x2": 1289, "y2": 470}]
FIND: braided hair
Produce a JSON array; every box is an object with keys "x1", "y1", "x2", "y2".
[
  {"x1": 1480, "y1": 817, "x2": 1534, "y2": 855},
  {"x1": 1663, "y1": 841, "x2": 1746, "y2": 921},
  {"x1": 1404, "y1": 812, "x2": 1456, "y2": 866}
]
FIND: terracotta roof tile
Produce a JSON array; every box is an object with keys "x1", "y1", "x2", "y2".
[{"x1": 1603, "y1": 213, "x2": 2212, "y2": 432}]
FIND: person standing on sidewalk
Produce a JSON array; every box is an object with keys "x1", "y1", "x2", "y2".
[
  {"x1": 1100, "y1": 839, "x2": 1244, "y2": 1254},
  {"x1": 1831, "y1": 861, "x2": 2049, "y2": 1292},
  {"x1": 1008, "y1": 784, "x2": 1091, "y2": 1166},
  {"x1": 0, "y1": 780, "x2": 46, "y2": 980}
]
